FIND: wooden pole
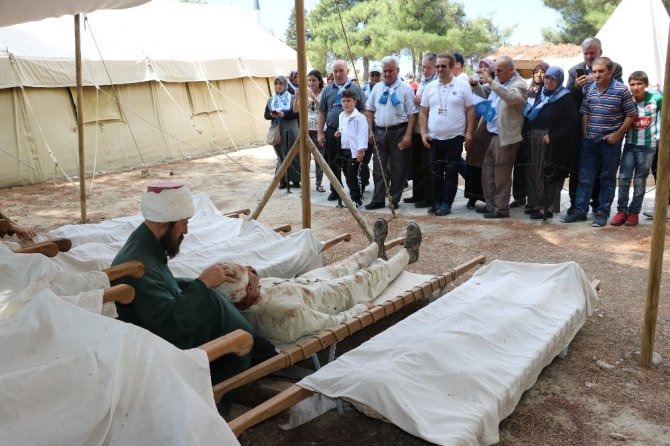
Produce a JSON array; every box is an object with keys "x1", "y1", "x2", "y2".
[
  {"x1": 305, "y1": 137, "x2": 373, "y2": 241},
  {"x1": 75, "y1": 14, "x2": 87, "y2": 223},
  {"x1": 295, "y1": 0, "x2": 311, "y2": 229},
  {"x1": 640, "y1": 29, "x2": 670, "y2": 368}
]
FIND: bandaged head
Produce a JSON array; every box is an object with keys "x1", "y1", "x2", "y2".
[
  {"x1": 216, "y1": 263, "x2": 250, "y2": 303},
  {"x1": 141, "y1": 181, "x2": 195, "y2": 223}
]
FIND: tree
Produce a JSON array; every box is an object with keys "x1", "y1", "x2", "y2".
[
  {"x1": 542, "y1": 0, "x2": 670, "y2": 44},
  {"x1": 285, "y1": 6, "x2": 298, "y2": 50}
]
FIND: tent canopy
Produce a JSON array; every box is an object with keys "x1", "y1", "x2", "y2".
[
  {"x1": 0, "y1": 0, "x2": 149, "y2": 27},
  {"x1": 0, "y1": 0, "x2": 297, "y2": 89},
  {"x1": 596, "y1": 0, "x2": 669, "y2": 88}
]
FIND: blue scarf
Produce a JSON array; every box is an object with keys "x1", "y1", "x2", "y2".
[
  {"x1": 524, "y1": 86, "x2": 570, "y2": 121},
  {"x1": 333, "y1": 80, "x2": 353, "y2": 105},
  {"x1": 417, "y1": 74, "x2": 437, "y2": 95},
  {"x1": 475, "y1": 100, "x2": 497, "y2": 122},
  {"x1": 271, "y1": 90, "x2": 291, "y2": 112},
  {"x1": 378, "y1": 82, "x2": 401, "y2": 106}
]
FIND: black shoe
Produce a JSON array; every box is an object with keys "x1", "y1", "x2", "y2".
[
  {"x1": 466, "y1": 199, "x2": 476, "y2": 210},
  {"x1": 475, "y1": 205, "x2": 492, "y2": 214},
  {"x1": 403, "y1": 197, "x2": 418, "y2": 203},
  {"x1": 327, "y1": 192, "x2": 338, "y2": 201},
  {"x1": 435, "y1": 206, "x2": 452, "y2": 216},
  {"x1": 414, "y1": 200, "x2": 430, "y2": 208},
  {"x1": 353, "y1": 200, "x2": 363, "y2": 209},
  {"x1": 373, "y1": 218, "x2": 388, "y2": 260},
  {"x1": 404, "y1": 222, "x2": 422, "y2": 264},
  {"x1": 365, "y1": 201, "x2": 385, "y2": 210},
  {"x1": 509, "y1": 199, "x2": 526, "y2": 208},
  {"x1": 427, "y1": 206, "x2": 437, "y2": 215},
  {"x1": 483, "y1": 211, "x2": 509, "y2": 219},
  {"x1": 530, "y1": 210, "x2": 553, "y2": 220},
  {"x1": 390, "y1": 201, "x2": 399, "y2": 209},
  {"x1": 292, "y1": 181, "x2": 301, "y2": 188},
  {"x1": 524, "y1": 208, "x2": 534, "y2": 215},
  {"x1": 278, "y1": 181, "x2": 287, "y2": 190}
]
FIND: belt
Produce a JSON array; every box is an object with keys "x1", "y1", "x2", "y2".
[{"x1": 376, "y1": 122, "x2": 408, "y2": 131}]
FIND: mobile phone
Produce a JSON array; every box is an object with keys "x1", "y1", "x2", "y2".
[{"x1": 575, "y1": 68, "x2": 586, "y2": 78}]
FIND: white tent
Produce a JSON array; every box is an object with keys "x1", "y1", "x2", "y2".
[
  {"x1": 596, "y1": 0, "x2": 669, "y2": 88},
  {"x1": 0, "y1": 0, "x2": 296, "y2": 187}
]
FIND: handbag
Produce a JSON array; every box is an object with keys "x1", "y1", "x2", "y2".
[{"x1": 265, "y1": 125, "x2": 281, "y2": 145}]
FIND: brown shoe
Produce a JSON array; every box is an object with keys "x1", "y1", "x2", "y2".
[{"x1": 404, "y1": 222, "x2": 422, "y2": 264}]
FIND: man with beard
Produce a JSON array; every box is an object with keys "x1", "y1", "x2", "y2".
[{"x1": 111, "y1": 181, "x2": 273, "y2": 412}]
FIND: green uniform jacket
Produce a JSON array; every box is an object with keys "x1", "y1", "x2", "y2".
[{"x1": 111, "y1": 223, "x2": 252, "y2": 387}]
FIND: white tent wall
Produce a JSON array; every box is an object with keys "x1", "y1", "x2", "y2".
[
  {"x1": 0, "y1": 1, "x2": 294, "y2": 187},
  {"x1": 0, "y1": 76, "x2": 272, "y2": 187},
  {"x1": 596, "y1": 0, "x2": 669, "y2": 88}
]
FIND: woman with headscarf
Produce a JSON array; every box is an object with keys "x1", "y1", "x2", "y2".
[
  {"x1": 527, "y1": 62, "x2": 549, "y2": 104},
  {"x1": 523, "y1": 66, "x2": 579, "y2": 219},
  {"x1": 265, "y1": 75, "x2": 301, "y2": 188},
  {"x1": 293, "y1": 69, "x2": 326, "y2": 192},
  {"x1": 464, "y1": 57, "x2": 495, "y2": 210}
]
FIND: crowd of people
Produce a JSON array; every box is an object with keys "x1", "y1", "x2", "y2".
[{"x1": 264, "y1": 36, "x2": 663, "y2": 227}]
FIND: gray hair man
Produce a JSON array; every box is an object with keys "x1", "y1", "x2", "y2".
[
  {"x1": 405, "y1": 52, "x2": 438, "y2": 209},
  {"x1": 477, "y1": 56, "x2": 528, "y2": 218},
  {"x1": 364, "y1": 56, "x2": 419, "y2": 210},
  {"x1": 317, "y1": 60, "x2": 365, "y2": 202}
]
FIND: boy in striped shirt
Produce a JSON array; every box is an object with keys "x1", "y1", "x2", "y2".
[{"x1": 610, "y1": 71, "x2": 663, "y2": 226}]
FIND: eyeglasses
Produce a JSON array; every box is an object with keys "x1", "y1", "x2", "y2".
[{"x1": 436, "y1": 64, "x2": 450, "y2": 69}]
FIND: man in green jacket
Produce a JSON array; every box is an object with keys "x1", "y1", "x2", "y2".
[{"x1": 111, "y1": 181, "x2": 273, "y2": 411}]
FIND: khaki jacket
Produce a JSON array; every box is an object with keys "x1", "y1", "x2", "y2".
[{"x1": 489, "y1": 73, "x2": 527, "y2": 147}]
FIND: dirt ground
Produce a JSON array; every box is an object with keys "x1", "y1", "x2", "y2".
[{"x1": 3, "y1": 145, "x2": 670, "y2": 445}]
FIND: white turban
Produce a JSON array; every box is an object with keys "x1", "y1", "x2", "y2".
[{"x1": 141, "y1": 182, "x2": 195, "y2": 223}]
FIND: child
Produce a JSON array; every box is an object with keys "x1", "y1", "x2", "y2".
[
  {"x1": 611, "y1": 71, "x2": 662, "y2": 227},
  {"x1": 335, "y1": 88, "x2": 369, "y2": 208}
]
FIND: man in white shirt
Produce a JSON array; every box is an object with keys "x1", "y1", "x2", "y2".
[
  {"x1": 419, "y1": 53, "x2": 475, "y2": 216},
  {"x1": 365, "y1": 56, "x2": 419, "y2": 210}
]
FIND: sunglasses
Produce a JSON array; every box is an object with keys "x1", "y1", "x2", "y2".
[{"x1": 370, "y1": 72, "x2": 381, "y2": 76}]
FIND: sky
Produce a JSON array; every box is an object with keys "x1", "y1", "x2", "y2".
[{"x1": 210, "y1": 0, "x2": 562, "y2": 45}]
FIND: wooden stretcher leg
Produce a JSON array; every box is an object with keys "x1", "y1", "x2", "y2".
[
  {"x1": 14, "y1": 242, "x2": 59, "y2": 257},
  {"x1": 0, "y1": 219, "x2": 10, "y2": 234},
  {"x1": 320, "y1": 233, "x2": 351, "y2": 252},
  {"x1": 103, "y1": 284, "x2": 135, "y2": 304},
  {"x1": 272, "y1": 224, "x2": 292, "y2": 234},
  {"x1": 102, "y1": 260, "x2": 145, "y2": 281},
  {"x1": 199, "y1": 329, "x2": 253, "y2": 362},
  {"x1": 213, "y1": 255, "x2": 487, "y2": 400},
  {"x1": 224, "y1": 209, "x2": 251, "y2": 218},
  {"x1": 228, "y1": 384, "x2": 313, "y2": 438},
  {"x1": 383, "y1": 236, "x2": 405, "y2": 251}
]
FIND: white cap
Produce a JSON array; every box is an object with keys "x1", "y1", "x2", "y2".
[{"x1": 141, "y1": 181, "x2": 195, "y2": 223}]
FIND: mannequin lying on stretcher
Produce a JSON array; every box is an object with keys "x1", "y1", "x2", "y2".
[{"x1": 217, "y1": 219, "x2": 422, "y2": 344}]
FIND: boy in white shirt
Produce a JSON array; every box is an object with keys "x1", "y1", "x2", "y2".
[{"x1": 335, "y1": 88, "x2": 369, "y2": 207}]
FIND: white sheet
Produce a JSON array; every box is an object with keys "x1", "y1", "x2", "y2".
[
  {"x1": 0, "y1": 243, "x2": 112, "y2": 317},
  {"x1": 48, "y1": 193, "x2": 325, "y2": 279},
  {"x1": 0, "y1": 291, "x2": 239, "y2": 446},
  {"x1": 294, "y1": 261, "x2": 599, "y2": 445}
]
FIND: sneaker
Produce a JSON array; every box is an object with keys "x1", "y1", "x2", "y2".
[
  {"x1": 592, "y1": 211, "x2": 607, "y2": 227},
  {"x1": 435, "y1": 205, "x2": 451, "y2": 216},
  {"x1": 624, "y1": 213, "x2": 639, "y2": 226},
  {"x1": 404, "y1": 222, "x2": 422, "y2": 264},
  {"x1": 373, "y1": 218, "x2": 388, "y2": 259},
  {"x1": 610, "y1": 212, "x2": 628, "y2": 226},
  {"x1": 562, "y1": 213, "x2": 587, "y2": 223}
]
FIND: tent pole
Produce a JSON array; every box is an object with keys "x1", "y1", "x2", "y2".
[
  {"x1": 640, "y1": 29, "x2": 670, "y2": 368},
  {"x1": 75, "y1": 14, "x2": 87, "y2": 223},
  {"x1": 295, "y1": 0, "x2": 311, "y2": 228}
]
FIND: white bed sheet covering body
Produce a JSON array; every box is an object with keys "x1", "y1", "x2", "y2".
[
  {"x1": 295, "y1": 260, "x2": 599, "y2": 445},
  {"x1": 0, "y1": 291, "x2": 240, "y2": 446},
  {"x1": 47, "y1": 193, "x2": 324, "y2": 279}
]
